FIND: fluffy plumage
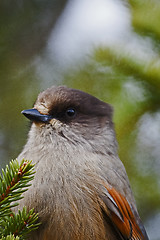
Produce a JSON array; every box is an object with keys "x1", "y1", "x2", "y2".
[{"x1": 18, "y1": 86, "x2": 149, "y2": 240}]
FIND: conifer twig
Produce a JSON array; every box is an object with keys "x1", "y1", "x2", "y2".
[{"x1": 0, "y1": 159, "x2": 40, "y2": 239}]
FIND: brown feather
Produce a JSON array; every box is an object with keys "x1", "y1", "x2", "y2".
[{"x1": 102, "y1": 186, "x2": 148, "y2": 240}]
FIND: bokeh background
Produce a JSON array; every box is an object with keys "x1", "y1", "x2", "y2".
[{"x1": 0, "y1": 0, "x2": 160, "y2": 239}]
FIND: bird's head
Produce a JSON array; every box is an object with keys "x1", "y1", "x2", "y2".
[{"x1": 22, "y1": 86, "x2": 117, "y2": 153}]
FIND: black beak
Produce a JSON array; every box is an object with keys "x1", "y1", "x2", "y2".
[{"x1": 21, "y1": 109, "x2": 53, "y2": 123}]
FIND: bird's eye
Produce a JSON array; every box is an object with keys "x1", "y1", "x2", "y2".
[{"x1": 65, "y1": 108, "x2": 76, "y2": 118}]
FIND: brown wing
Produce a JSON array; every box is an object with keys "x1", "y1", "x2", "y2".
[{"x1": 100, "y1": 185, "x2": 149, "y2": 240}]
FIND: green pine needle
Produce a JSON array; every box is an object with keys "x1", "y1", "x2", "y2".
[
  {"x1": 0, "y1": 234, "x2": 20, "y2": 240},
  {"x1": 0, "y1": 207, "x2": 40, "y2": 239},
  {"x1": 0, "y1": 159, "x2": 35, "y2": 216},
  {"x1": 0, "y1": 159, "x2": 40, "y2": 239}
]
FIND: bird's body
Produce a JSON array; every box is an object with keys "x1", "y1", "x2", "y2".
[{"x1": 18, "y1": 86, "x2": 149, "y2": 240}]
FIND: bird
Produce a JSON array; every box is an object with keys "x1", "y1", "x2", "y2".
[{"x1": 18, "y1": 85, "x2": 149, "y2": 240}]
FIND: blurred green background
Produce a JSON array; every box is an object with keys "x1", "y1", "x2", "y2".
[{"x1": 0, "y1": 1, "x2": 160, "y2": 239}]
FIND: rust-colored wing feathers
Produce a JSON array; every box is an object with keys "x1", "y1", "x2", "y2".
[{"x1": 100, "y1": 186, "x2": 149, "y2": 240}]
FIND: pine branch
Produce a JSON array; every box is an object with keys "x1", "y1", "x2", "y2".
[
  {"x1": 0, "y1": 160, "x2": 34, "y2": 217},
  {"x1": 0, "y1": 207, "x2": 40, "y2": 239},
  {"x1": 0, "y1": 159, "x2": 40, "y2": 239}
]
